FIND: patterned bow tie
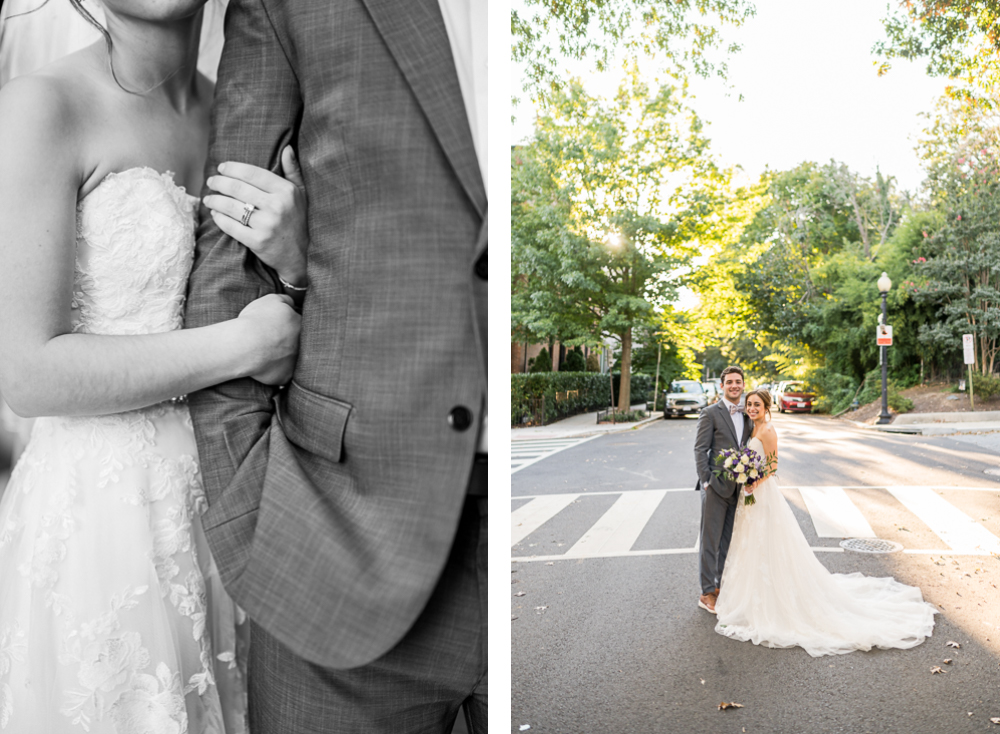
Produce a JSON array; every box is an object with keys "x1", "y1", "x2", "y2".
[{"x1": 728, "y1": 403, "x2": 743, "y2": 416}]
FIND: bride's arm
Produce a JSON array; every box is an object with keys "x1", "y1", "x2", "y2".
[
  {"x1": 747, "y1": 428, "x2": 778, "y2": 492},
  {"x1": 0, "y1": 75, "x2": 299, "y2": 418}
]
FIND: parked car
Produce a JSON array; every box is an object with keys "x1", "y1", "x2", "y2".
[
  {"x1": 702, "y1": 382, "x2": 721, "y2": 405},
  {"x1": 775, "y1": 381, "x2": 817, "y2": 413},
  {"x1": 663, "y1": 380, "x2": 709, "y2": 418}
]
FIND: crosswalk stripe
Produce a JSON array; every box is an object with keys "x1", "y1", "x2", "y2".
[
  {"x1": 510, "y1": 434, "x2": 600, "y2": 474},
  {"x1": 885, "y1": 487, "x2": 1000, "y2": 554},
  {"x1": 511, "y1": 494, "x2": 579, "y2": 546},
  {"x1": 798, "y1": 487, "x2": 876, "y2": 538},
  {"x1": 511, "y1": 486, "x2": 1000, "y2": 560},
  {"x1": 563, "y1": 490, "x2": 667, "y2": 557}
]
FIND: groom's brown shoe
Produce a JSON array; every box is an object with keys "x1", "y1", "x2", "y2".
[{"x1": 698, "y1": 591, "x2": 718, "y2": 614}]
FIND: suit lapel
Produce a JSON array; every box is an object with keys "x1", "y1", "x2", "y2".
[
  {"x1": 360, "y1": 0, "x2": 486, "y2": 219},
  {"x1": 717, "y1": 401, "x2": 739, "y2": 447}
]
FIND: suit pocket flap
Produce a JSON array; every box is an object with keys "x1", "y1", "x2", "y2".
[{"x1": 276, "y1": 380, "x2": 353, "y2": 463}]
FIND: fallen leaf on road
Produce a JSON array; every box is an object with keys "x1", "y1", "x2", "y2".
[
  {"x1": 534, "y1": 606, "x2": 548, "y2": 613},
  {"x1": 514, "y1": 591, "x2": 526, "y2": 597},
  {"x1": 718, "y1": 702, "x2": 744, "y2": 710},
  {"x1": 511, "y1": 616, "x2": 518, "y2": 621},
  {"x1": 546, "y1": 562, "x2": 554, "y2": 566},
  {"x1": 700, "y1": 678, "x2": 705, "y2": 685},
  {"x1": 930, "y1": 666, "x2": 946, "y2": 674},
  {"x1": 520, "y1": 725, "x2": 531, "y2": 731},
  {"x1": 991, "y1": 717, "x2": 1000, "y2": 725},
  {"x1": 947, "y1": 641, "x2": 962, "y2": 648},
  {"x1": 943, "y1": 659, "x2": 953, "y2": 664}
]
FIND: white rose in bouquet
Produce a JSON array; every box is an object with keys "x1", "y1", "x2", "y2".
[
  {"x1": 724, "y1": 456, "x2": 733, "y2": 468},
  {"x1": 737, "y1": 472, "x2": 747, "y2": 484},
  {"x1": 749, "y1": 468, "x2": 758, "y2": 478}
]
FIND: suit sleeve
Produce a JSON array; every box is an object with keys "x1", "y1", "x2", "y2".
[
  {"x1": 184, "y1": 0, "x2": 302, "y2": 510},
  {"x1": 693, "y1": 406, "x2": 715, "y2": 490}
]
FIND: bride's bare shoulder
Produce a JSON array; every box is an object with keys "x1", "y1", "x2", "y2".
[{"x1": 0, "y1": 48, "x2": 108, "y2": 182}]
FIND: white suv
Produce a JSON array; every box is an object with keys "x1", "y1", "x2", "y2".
[{"x1": 663, "y1": 380, "x2": 708, "y2": 418}]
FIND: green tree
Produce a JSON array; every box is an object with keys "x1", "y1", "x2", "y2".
[
  {"x1": 876, "y1": 1, "x2": 1000, "y2": 103},
  {"x1": 511, "y1": 0, "x2": 755, "y2": 105},
  {"x1": 511, "y1": 74, "x2": 730, "y2": 411}
]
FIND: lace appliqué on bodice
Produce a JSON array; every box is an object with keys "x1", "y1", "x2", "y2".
[{"x1": 71, "y1": 167, "x2": 197, "y2": 336}]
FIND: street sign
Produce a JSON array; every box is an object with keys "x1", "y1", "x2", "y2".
[
  {"x1": 963, "y1": 334, "x2": 975, "y2": 364},
  {"x1": 876, "y1": 325, "x2": 893, "y2": 346}
]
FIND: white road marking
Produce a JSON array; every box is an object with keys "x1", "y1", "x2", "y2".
[
  {"x1": 562, "y1": 490, "x2": 667, "y2": 557},
  {"x1": 511, "y1": 486, "x2": 1000, "y2": 561},
  {"x1": 511, "y1": 494, "x2": 579, "y2": 546},
  {"x1": 798, "y1": 487, "x2": 877, "y2": 538},
  {"x1": 511, "y1": 435, "x2": 601, "y2": 474},
  {"x1": 885, "y1": 486, "x2": 1000, "y2": 554}
]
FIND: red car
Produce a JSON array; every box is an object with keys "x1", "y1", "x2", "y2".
[{"x1": 776, "y1": 381, "x2": 816, "y2": 413}]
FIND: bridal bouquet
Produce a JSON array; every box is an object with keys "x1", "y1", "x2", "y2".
[{"x1": 712, "y1": 447, "x2": 765, "y2": 505}]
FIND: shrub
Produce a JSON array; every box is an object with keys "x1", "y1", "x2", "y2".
[
  {"x1": 805, "y1": 367, "x2": 858, "y2": 414},
  {"x1": 561, "y1": 346, "x2": 586, "y2": 372},
  {"x1": 972, "y1": 371, "x2": 1000, "y2": 399},
  {"x1": 858, "y1": 368, "x2": 912, "y2": 414},
  {"x1": 585, "y1": 352, "x2": 601, "y2": 371},
  {"x1": 511, "y1": 371, "x2": 613, "y2": 425},
  {"x1": 528, "y1": 347, "x2": 552, "y2": 373}
]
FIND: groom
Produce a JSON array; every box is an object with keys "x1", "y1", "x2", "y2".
[
  {"x1": 693, "y1": 365, "x2": 751, "y2": 614},
  {"x1": 185, "y1": 1, "x2": 487, "y2": 732}
]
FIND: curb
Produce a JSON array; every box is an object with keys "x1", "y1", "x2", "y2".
[
  {"x1": 840, "y1": 417, "x2": 1000, "y2": 436},
  {"x1": 510, "y1": 412, "x2": 664, "y2": 441}
]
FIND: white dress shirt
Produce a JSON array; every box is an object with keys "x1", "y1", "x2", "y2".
[
  {"x1": 721, "y1": 396, "x2": 744, "y2": 439},
  {"x1": 437, "y1": 0, "x2": 488, "y2": 453}
]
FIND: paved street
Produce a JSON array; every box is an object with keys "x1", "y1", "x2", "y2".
[{"x1": 511, "y1": 413, "x2": 1000, "y2": 733}]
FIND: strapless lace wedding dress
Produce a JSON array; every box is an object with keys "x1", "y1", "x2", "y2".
[
  {"x1": 714, "y1": 436, "x2": 937, "y2": 657},
  {"x1": 0, "y1": 168, "x2": 247, "y2": 732}
]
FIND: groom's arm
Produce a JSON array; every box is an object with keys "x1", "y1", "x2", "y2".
[
  {"x1": 185, "y1": 0, "x2": 302, "y2": 513},
  {"x1": 693, "y1": 407, "x2": 718, "y2": 492}
]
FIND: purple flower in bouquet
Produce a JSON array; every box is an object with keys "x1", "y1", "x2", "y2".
[{"x1": 712, "y1": 445, "x2": 764, "y2": 505}]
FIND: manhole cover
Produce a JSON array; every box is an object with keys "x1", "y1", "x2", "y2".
[
  {"x1": 985, "y1": 468, "x2": 1000, "y2": 476},
  {"x1": 840, "y1": 538, "x2": 903, "y2": 554}
]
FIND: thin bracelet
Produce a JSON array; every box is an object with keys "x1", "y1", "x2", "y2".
[{"x1": 279, "y1": 276, "x2": 308, "y2": 292}]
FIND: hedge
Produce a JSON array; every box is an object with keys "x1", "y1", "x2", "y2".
[{"x1": 511, "y1": 372, "x2": 655, "y2": 425}]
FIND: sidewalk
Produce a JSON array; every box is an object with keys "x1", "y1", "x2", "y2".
[
  {"x1": 843, "y1": 410, "x2": 1000, "y2": 436},
  {"x1": 511, "y1": 405, "x2": 663, "y2": 440}
]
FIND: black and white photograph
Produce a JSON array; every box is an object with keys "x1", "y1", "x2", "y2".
[{"x1": 0, "y1": 0, "x2": 488, "y2": 732}]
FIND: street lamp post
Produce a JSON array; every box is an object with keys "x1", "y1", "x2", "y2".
[{"x1": 877, "y1": 272, "x2": 892, "y2": 425}]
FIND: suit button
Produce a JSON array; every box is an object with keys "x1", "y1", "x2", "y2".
[
  {"x1": 474, "y1": 252, "x2": 487, "y2": 280},
  {"x1": 448, "y1": 406, "x2": 473, "y2": 431}
]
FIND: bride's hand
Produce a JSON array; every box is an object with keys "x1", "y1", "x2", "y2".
[
  {"x1": 236, "y1": 293, "x2": 301, "y2": 385},
  {"x1": 204, "y1": 146, "x2": 309, "y2": 290}
]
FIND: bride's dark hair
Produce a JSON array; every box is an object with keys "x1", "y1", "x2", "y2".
[{"x1": 744, "y1": 388, "x2": 772, "y2": 421}]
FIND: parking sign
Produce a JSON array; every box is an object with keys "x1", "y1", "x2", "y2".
[{"x1": 963, "y1": 334, "x2": 975, "y2": 365}]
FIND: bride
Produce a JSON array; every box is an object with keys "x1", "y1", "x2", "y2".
[
  {"x1": 714, "y1": 389, "x2": 937, "y2": 657},
  {"x1": 0, "y1": 0, "x2": 310, "y2": 730}
]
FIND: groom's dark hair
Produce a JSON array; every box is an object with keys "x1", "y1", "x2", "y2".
[{"x1": 720, "y1": 365, "x2": 744, "y2": 382}]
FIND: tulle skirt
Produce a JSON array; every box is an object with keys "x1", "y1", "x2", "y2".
[
  {"x1": 0, "y1": 404, "x2": 247, "y2": 732},
  {"x1": 714, "y1": 477, "x2": 936, "y2": 657}
]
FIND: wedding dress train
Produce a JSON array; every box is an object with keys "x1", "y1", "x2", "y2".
[{"x1": 714, "y1": 436, "x2": 936, "y2": 657}]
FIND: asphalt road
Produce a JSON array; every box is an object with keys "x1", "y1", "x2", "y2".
[{"x1": 511, "y1": 413, "x2": 1000, "y2": 734}]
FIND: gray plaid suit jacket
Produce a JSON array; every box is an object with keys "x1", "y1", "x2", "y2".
[
  {"x1": 693, "y1": 401, "x2": 752, "y2": 498},
  {"x1": 184, "y1": 0, "x2": 487, "y2": 669}
]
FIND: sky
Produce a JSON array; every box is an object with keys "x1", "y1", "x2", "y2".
[{"x1": 510, "y1": 0, "x2": 952, "y2": 194}]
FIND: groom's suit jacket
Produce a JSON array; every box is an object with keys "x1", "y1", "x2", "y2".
[
  {"x1": 184, "y1": 0, "x2": 486, "y2": 669},
  {"x1": 693, "y1": 400, "x2": 753, "y2": 498}
]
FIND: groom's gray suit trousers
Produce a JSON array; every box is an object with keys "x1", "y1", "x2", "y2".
[{"x1": 699, "y1": 485, "x2": 738, "y2": 594}]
